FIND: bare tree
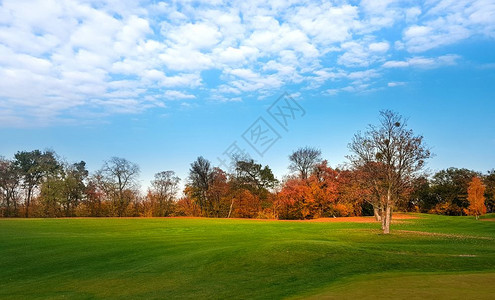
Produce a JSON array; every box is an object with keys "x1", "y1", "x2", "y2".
[
  {"x1": 99, "y1": 157, "x2": 140, "y2": 217},
  {"x1": 150, "y1": 171, "x2": 180, "y2": 217},
  {"x1": 348, "y1": 110, "x2": 431, "y2": 234},
  {"x1": 288, "y1": 147, "x2": 322, "y2": 180}
]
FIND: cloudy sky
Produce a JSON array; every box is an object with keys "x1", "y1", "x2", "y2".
[{"x1": 1, "y1": 0, "x2": 494, "y2": 187}]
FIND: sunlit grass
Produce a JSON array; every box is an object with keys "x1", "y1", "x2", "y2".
[{"x1": 0, "y1": 214, "x2": 494, "y2": 299}]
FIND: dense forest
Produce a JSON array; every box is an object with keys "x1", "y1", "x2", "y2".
[{"x1": 1, "y1": 111, "x2": 493, "y2": 220}]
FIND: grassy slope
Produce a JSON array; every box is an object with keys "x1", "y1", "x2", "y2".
[
  {"x1": 0, "y1": 214, "x2": 494, "y2": 299},
  {"x1": 300, "y1": 273, "x2": 495, "y2": 300}
]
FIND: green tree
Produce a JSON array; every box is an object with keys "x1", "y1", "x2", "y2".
[
  {"x1": 406, "y1": 176, "x2": 437, "y2": 212},
  {"x1": 14, "y1": 150, "x2": 61, "y2": 217},
  {"x1": 0, "y1": 158, "x2": 21, "y2": 217},
  {"x1": 430, "y1": 168, "x2": 479, "y2": 215},
  {"x1": 187, "y1": 156, "x2": 213, "y2": 216},
  {"x1": 231, "y1": 159, "x2": 278, "y2": 218},
  {"x1": 234, "y1": 159, "x2": 278, "y2": 191},
  {"x1": 61, "y1": 161, "x2": 89, "y2": 216},
  {"x1": 484, "y1": 170, "x2": 495, "y2": 213}
]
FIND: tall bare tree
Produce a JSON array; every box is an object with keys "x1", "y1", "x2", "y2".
[
  {"x1": 348, "y1": 110, "x2": 431, "y2": 234},
  {"x1": 289, "y1": 147, "x2": 322, "y2": 180},
  {"x1": 98, "y1": 157, "x2": 140, "y2": 217},
  {"x1": 150, "y1": 171, "x2": 180, "y2": 216}
]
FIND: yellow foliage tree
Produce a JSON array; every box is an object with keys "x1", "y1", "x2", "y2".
[{"x1": 465, "y1": 176, "x2": 486, "y2": 220}]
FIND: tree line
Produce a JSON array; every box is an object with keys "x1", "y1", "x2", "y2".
[{"x1": 1, "y1": 111, "x2": 492, "y2": 231}]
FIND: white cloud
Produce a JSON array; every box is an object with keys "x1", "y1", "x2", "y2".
[
  {"x1": 347, "y1": 69, "x2": 380, "y2": 81},
  {"x1": 0, "y1": 0, "x2": 493, "y2": 127},
  {"x1": 289, "y1": 3, "x2": 359, "y2": 45},
  {"x1": 223, "y1": 68, "x2": 283, "y2": 93},
  {"x1": 383, "y1": 54, "x2": 460, "y2": 68},
  {"x1": 338, "y1": 42, "x2": 370, "y2": 67},
  {"x1": 164, "y1": 90, "x2": 196, "y2": 100},
  {"x1": 324, "y1": 82, "x2": 376, "y2": 96},
  {"x1": 401, "y1": 0, "x2": 495, "y2": 52},
  {"x1": 263, "y1": 60, "x2": 303, "y2": 82},
  {"x1": 369, "y1": 42, "x2": 390, "y2": 53},
  {"x1": 358, "y1": 0, "x2": 402, "y2": 31},
  {"x1": 159, "y1": 48, "x2": 213, "y2": 71},
  {"x1": 338, "y1": 40, "x2": 391, "y2": 67},
  {"x1": 383, "y1": 60, "x2": 409, "y2": 68},
  {"x1": 405, "y1": 7, "x2": 421, "y2": 23},
  {"x1": 403, "y1": 23, "x2": 470, "y2": 52},
  {"x1": 165, "y1": 23, "x2": 221, "y2": 50},
  {"x1": 214, "y1": 46, "x2": 259, "y2": 65},
  {"x1": 227, "y1": 68, "x2": 259, "y2": 81},
  {"x1": 309, "y1": 68, "x2": 347, "y2": 88},
  {"x1": 388, "y1": 81, "x2": 406, "y2": 87}
]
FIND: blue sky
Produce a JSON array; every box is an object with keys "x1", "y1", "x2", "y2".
[{"x1": 0, "y1": 0, "x2": 494, "y2": 189}]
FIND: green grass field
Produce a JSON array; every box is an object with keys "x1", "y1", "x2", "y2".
[{"x1": 1, "y1": 214, "x2": 494, "y2": 299}]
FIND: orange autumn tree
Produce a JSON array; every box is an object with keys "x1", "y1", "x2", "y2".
[
  {"x1": 277, "y1": 178, "x2": 312, "y2": 219},
  {"x1": 277, "y1": 161, "x2": 340, "y2": 219},
  {"x1": 231, "y1": 188, "x2": 259, "y2": 218},
  {"x1": 308, "y1": 161, "x2": 339, "y2": 217},
  {"x1": 465, "y1": 176, "x2": 486, "y2": 220}
]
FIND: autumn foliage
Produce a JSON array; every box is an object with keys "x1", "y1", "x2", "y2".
[
  {"x1": 1, "y1": 121, "x2": 493, "y2": 220},
  {"x1": 276, "y1": 161, "x2": 360, "y2": 219},
  {"x1": 464, "y1": 176, "x2": 487, "y2": 219}
]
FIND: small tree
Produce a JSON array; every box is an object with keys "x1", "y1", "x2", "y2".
[
  {"x1": 465, "y1": 176, "x2": 486, "y2": 220},
  {"x1": 288, "y1": 147, "x2": 322, "y2": 180}
]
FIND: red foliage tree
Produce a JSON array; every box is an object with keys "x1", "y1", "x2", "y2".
[
  {"x1": 337, "y1": 169, "x2": 372, "y2": 216},
  {"x1": 308, "y1": 161, "x2": 339, "y2": 217}
]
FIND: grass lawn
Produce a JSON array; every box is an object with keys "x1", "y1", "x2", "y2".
[{"x1": 0, "y1": 213, "x2": 494, "y2": 299}]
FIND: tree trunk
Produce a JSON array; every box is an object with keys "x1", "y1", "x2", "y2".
[
  {"x1": 382, "y1": 189, "x2": 393, "y2": 234},
  {"x1": 159, "y1": 198, "x2": 163, "y2": 217},
  {"x1": 5, "y1": 195, "x2": 10, "y2": 217},
  {"x1": 25, "y1": 188, "x2": 32, "y2": 218},
  {"x1": 381, "y1": 210, "x2": 387, "y2": 233},
  {"x1": 227, "y1": 198, "x2": 234, "y2": 218},
  {"x1": 382, "y1": 189, "x2": 392, "y2": 234},
  {"x1": 373, "y1": 206, "x2": 382, "y2": 221},
  {"x1": 383, "y1": 205, "x2": 391, "y2": 234},
  {"x1": 380, "y1": 203, "x2": 388, "y2": 232}
]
